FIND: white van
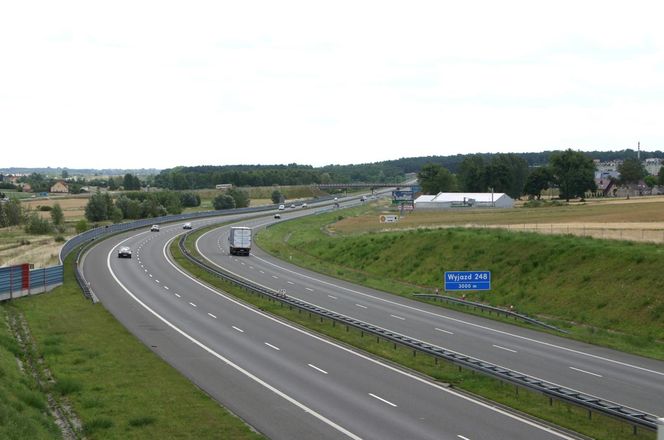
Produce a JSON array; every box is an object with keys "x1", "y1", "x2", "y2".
[{"x1": 278, "y1": 204, "x2": 285, "y2": 210}]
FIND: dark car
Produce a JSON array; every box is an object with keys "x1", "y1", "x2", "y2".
[
  {"x1": 150, "y1": 225, "x2": 160, "y2": 232},
  {"x1": 274, "y1": 213, "x2": 281, "y2": 219},
  {"x1": 118, "y1": 246, "x2": 132, "y2": 258}
]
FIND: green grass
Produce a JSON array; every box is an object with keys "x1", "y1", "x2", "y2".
[
  {"x1": 255, "y1": 205, "x2": 664, "y2": 360},
  {"x1": 3, "y1": 251, "x2": 263, "y2": 440},
  {"x1": 0, "y1": 307, "x2": 61, "y2": 439},
  {"x1": 174, "y1": 229, "x2": 655, "y2": 440}
]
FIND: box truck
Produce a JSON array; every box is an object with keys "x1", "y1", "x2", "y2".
[{"x1": 229, "y1": 227, "x2": 252, "y2": 256}]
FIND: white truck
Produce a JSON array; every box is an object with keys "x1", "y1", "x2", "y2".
[{"x1": 229, "y1": 226, "x2": 252, "y2": 256}]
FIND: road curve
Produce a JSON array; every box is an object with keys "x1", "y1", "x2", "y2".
[
  {"x1": 195, "y1": 210, "x2": 664, "y2": 418},
  {"x1": 82, "y1": 208, "x2": 576, "y2": 440}
]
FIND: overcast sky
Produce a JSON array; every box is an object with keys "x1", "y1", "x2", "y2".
[{"x1": 1, "y1": 1, "x2": 663, "y2": 170}]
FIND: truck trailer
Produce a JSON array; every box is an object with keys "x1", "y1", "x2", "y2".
[{"x1": 229, "y1": 226, "x2": 252, "y2": 256}]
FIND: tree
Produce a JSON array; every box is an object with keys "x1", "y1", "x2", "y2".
[
  {"x1": 75, "y1": 219, "x2": 89, "y2": 233},
  {"x1": 213, "y1": 194, "x2": 236, "y2": 210},
  {"x1": 271, "y1": 190, "x2": 283, "y2": 204},
  {"x1": 484, "y1": 154, "x2": 528, "y2": 199},
  {"x1": 523, "y1": 167, "x2": 554, "y2": 199},
  {"x1": 658, "y1": 167, "x2": 664, "y2": 186},
  {"x1": 228, "y1": 188, "x2": 250, "y2": 208},
  {"x1": 549, "y1": 149, "x2": 596, "y2": 201},
  {"x1": 50, "y1": 203, "x2": 64, "y2": 226},
  {"x1": 85, "y1": 192, "x2": 114, "y2": 221},
  {"x1": 24, "y1": 212, "x2": 52, "y2": 234},
  {"x1": 644, "y1": 175, "x2": 657, "y2": 188},
  {"x1": 458, "y1": 155, "x2": 486, "y2": 192},
  {"x1": 618, "y1": 158, "x2": 646, "y2": 185},
  {"x1": 417, "y1": 163, "x2": 456, "y2": 194},
  {"x1": 61, "y1": 169, "x2": 69, "y2": 179},
  {"x1": 4, "y1": 198, "x2": 23, "y2": 226}
]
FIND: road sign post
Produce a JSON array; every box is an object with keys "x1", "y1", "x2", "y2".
[{"x1": 444, "y1": 271, "x2": 491, "y2": 291}]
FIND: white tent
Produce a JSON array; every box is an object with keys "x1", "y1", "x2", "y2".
[{"x1": 414, "y1": 192, "x2": 514, "y2": 209}]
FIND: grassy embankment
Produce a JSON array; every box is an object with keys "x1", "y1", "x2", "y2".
[
  {"x1": 0, "y1": 252, "x2": 263, "y2": 440},
  {"x1": 255, "y1": 202, "x2": 664, "y2": 360},
  {"x1": 173, "y1": 223, "x2": 653, "y2": 439}
]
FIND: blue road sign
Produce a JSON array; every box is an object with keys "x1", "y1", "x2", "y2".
[{"x1": 444, "y1": 271, "x2": 491, "y2": 291}]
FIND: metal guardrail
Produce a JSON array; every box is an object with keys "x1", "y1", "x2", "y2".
[
  {"x1": 413, "y1": 294, "x2": 568, "y2": 333},
  {"x1": 177, "y1": 232, "x2": 659, "y2": 432}
]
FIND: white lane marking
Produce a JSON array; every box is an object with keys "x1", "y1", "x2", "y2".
[
  {"x1": 569, "y1": 366, "x2": 603, "y2": 378},
  {"x1": 355, "y1": 304, "x2": 367, "y2": 309},
  {"x1": 390, "y1": 314, "x2": 405, "y2": 320},
  {"x1": 105, "y1": 243, "x2": 362, "y2": 440},
  {"x1": 251, "y1": 253, "x2": 664, "y2": 378},
  {"x1": 259, "y1": 270, "x2": 265, "y2": 274},
  {"x1": 435, "y1": 328, "x2": 454, "y2": 335},
  {"x1": 175, "y1": 293, "x2": 181, "y2": 298},
  {"x1": 272, "y1": 275, "x2": 279, "y2": 279},
  {"x1": 164, "y1": 286, "x2": 169, "y2": 290},
  {"x1": 232, "y1": 326, "x2": 244, "y2": 333},
  {"x1": 148, "y1": 273, "x2": 152, "y2": 277},
  {"x1": 493, "y1": 344, "x2": 517, "y2": 353},
  {"x1": 369, "y1": 393, "x2": 397, "y2": 407},
  {"x1": 155, "y1": 279, "x2": 160, "y2": 283},
  {"x1": 144, "y1": 269, "x2": 148, "y2": 272},
  {"x1": 458, "y1": 435, "x2": 471, "y2": 440},
  {"x1": 308, "y1": 364, "x2": 328, "y2": 375},
  {"x1": 305, "y1": 287, "x2": 314, "y2": 292},
  {"x1": 189, "y1": 302, "x2": 197, "y2": 308},
  {"x1": 265, "y1": 342, "x2": 280, "y2": 351},
  {"x1": 249, "y1": 266, "x2": 254, "y2": 269},
  {"x1": 189, "y1": 234, "x2": 577, "y2": 438},
  {"x1": 287, "y1": 281, "x2": 295, "y2": 285},
  {"x1": 241, "y1": 262, "x2": 245, "y2": 265},
  {"x1": 207, "y1": 313, "x2": 217, "y2": 319},
  {"x1": 328, "y1": 295, "x2": 338, "y2": 299}
]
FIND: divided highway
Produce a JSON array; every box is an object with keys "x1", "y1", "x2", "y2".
[
  {"x1": 195, "y1": 209, "x2": 664, "y2": 419},
  {"x1": 82, "y1": 205, "x2": 578, "y2": 439}
]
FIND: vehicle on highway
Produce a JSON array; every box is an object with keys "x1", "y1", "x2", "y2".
[
  {"x1": 117, "y1": 246, "x2": 132, "y2": 258},
  {"x1": 229, "y1": 226, "x2": 252, "y2": 256},
  {"x1": 360, "y1": 196, "x2": 366, "y2": 202},
  {"x1": 301, "y1": 203, "x2": 307, "y2": 208},
  {"x1": 150, "y1": 225, "x2": 160, "y2": 232},
  {"x1": 274, "y1": 213, "x2": 281, "y2": 219},
  {"x1": 183, "y1": 222, "x2": 192, "y2": 229},
  {"x1": 278, "y1": 204, "x2": 285, "y2": 210},
  {"x1": 290, "y1": 203, "x2": 296, "y2": 208}
]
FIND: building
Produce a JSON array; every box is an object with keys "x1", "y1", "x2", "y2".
[
  {"x1": 644, "y1": 158, "x2": 663, "y2": 176},
  {"x1": 414, "y1": 192, "x2": 514, "y2": 209},
  {"x1": 50, "y1": 180, "x2": 69, "y2": 193},
  {"x1": 215, "y1": 183, "x2": 233, "y2": 190}
]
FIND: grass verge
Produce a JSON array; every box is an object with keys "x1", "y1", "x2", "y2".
[
  {"x1": 255, "y1": 205, "x2": 664, "y2": 360},
  {"x1": 2, "y1": 250, "x2": 263, "y2": 440},
  {"x1": 174, "y1": 227, "x2": 655, "y2": 440}
]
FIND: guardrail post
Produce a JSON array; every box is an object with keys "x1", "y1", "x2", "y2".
[{"x1": 657, "y1": 417, "x2": 664, "y2": 440}]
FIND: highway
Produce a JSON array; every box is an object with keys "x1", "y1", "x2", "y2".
[
  {"x1": 82, "y1": 205, "x2": 578, "y2": 440},
  {"x1": 195, "y1": 206, "x2": 664, "y2": 419}
]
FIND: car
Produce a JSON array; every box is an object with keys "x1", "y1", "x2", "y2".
[
  {"x1": 360, "y1": 196, "x2": 367, "y2": 202},
  {"x1": 301, "y1": 203, "x2": 307, "y2": 208},
  {"x1": 183, "y1": 222, "x2": 192, "y2": 229},
  {"x1": 278, "y1": 204, "x2": 285, "y2": 210},
  {"x1": 290, "y1": 203, "x2": 296, "y2": 208},
  {"x1": 274, "y1": 213, "x2": 281, "y2": 219},
  {"x1": 150, "y1": 225, "x2": 160, "y2": 232},
  {"x1": 118, "y1": 246, "x2": 132, "y2": 258}
]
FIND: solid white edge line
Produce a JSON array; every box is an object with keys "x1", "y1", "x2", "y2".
[
  {"x1": 368, "y1": 393, "x2": 397, "y2": 408},
  {"x1": 569, "y1": 366, "x2": 603, "y2": 378},
  {"x1": 189, "y1": 230, "x2": 576, "y2": 438},
  {"x1": 308, "y1": 364, "x2": 329, "y2": 375},
  {"x1": 105, "y1": 236, "x2": 362, "y2": 440},
  {"x1": 249, "y1": 254, "x2": 664, "y2": 378}
]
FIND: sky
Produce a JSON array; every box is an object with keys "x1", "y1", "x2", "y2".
[{"x1": 1, "y1": 1, "x2": 663, "y2": 170}]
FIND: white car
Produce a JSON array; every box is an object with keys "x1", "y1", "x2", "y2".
[
  {"x1": 274, "y1": 213, "x2": 281, "y2": 219},
  {"x1": 183, "y1": 222, "x2": 192, "y2": 230},
  {"x1": 150, "y1": 225, "x2": 160, "y2": 232},
  {"x1": 278, "y1": 204, "x2": 285, "y2": 210},
  {"x1": 301, "y1": 203, "x2": 307, "y2": 208},
  {"x1": 118, "y1": 246, "x2": 132, "y2": 258},
  {"x1": 290, "y1": 203, "x2": 296, "y2": 208}
]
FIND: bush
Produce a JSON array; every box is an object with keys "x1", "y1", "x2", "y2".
[
  {"x1": 54, "y1": 235, "x2": 65, "y2": 243},
  {"x1": 38, "y1": 205, "x2": 52, "y2": 211},
  {"x1": 24, "y1": 213, "x2": 52, "y2": 234},
  {"x1": 213, "y1": 194, "x2": 236, "y2": 210},
  {"x1": 75, "y1": 219, "x2": 89, "y2": 233}
]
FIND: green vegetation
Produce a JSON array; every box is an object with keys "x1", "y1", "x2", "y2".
[
  {"x1": 0, "y1": 307, "x2": 61, "y2": 439},
  {"x1": 1, "y1": 252, "x2": 263, "y2": 440},
  {"x1": 256, "y1": 205, "x2": 664, "y2": 359},
  {"x1": 174, "y1": 227, "x2": 654, "y2": 440}
]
